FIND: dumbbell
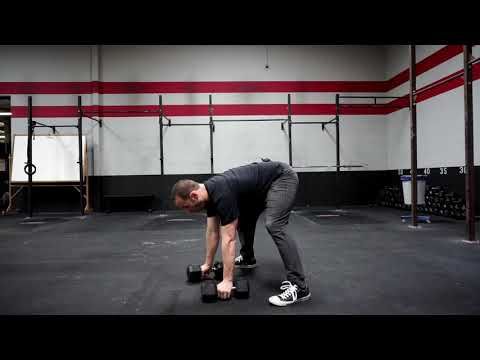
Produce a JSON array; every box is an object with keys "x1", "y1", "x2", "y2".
[
  {"x1": 201, "y1": 278, "x2": 250, "y2": 303},
  {"x1": 186, "y1": 261, "x2": 223, "y2": 282}
]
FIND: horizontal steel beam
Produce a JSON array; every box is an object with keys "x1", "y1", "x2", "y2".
[
  {"x1": 213, "y1": 118, "x2": 288, "y2": 122},
  {"x1": 291, "y1": 121, "x2": 336, "y2": 125},
  {"x1": 413, "y1": 71, "x2": 463, "y2": 96},
  {"x1": 339, "y1": 96, "x2": 403, "y2": 99},
  {"x1": 166, "y1": 123, "x2": 210, "y2": 126},
  {"x1": 293, "y1": 165, "x2": 365, "y2": 168}
]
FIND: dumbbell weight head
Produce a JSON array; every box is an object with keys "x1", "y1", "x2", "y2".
[
  {"x1": 200, "y1": 278, "x2": 250, "y2": 303},
  {"x1": 201, "y1": 280, "x2": 218, "y2": 303},
  {"x1": 213, "y1": 261, "x2": 223, "y2": 281},
  {"x1": 186, "y1": 264, "x2": 202, "y2": 282},
  {"x1": 187, "y1": 261, "x2": 223, "y2": 282},
  {"x1": 233, "y1": 278, "x2": 250, "y2": 299}
]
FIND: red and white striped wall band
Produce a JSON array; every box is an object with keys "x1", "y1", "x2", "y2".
[
  {"x1": 10, "y1": 63, "x2": 480, "y2": 117},
  {"x1": 3, "y1": 45, "x2": 479, "y2": 117}
]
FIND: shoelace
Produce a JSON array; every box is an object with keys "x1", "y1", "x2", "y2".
[{"x1": 278, "y1": 281, "x2": 298, "y2": 301}]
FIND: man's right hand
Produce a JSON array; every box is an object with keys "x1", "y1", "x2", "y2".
[{"x1": 200, "y1": 263, "x2": 212, "y2": 278}]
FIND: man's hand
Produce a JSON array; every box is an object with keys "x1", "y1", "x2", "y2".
[
  {"x1": 217, "y1": 279, "x2": 233, "y2": 299},
  {"x1": 200, "y1": 263, "x2": 212, "y2": 279}
]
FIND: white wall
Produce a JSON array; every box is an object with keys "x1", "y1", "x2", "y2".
[
  {"x1": 0, "y1": 45, "x2": 92, "y2": 82},
  {"x1": 101, "y1": 45, "x2": 386, "y2": 81},
  {"x1": 1, "y1": 45, "x2": 389, "y2": 176},
  {"x1": 385, "y1": 45, "x2": 480, "y2": 169}
]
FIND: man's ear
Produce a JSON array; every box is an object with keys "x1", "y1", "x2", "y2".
[{"x1": 189, "y1": 191, "x2": 199, "y2": 201}]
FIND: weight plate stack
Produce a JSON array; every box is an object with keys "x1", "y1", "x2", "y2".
[{"x1": 379, "y1": 183, "x2": 466, "y2": 220}]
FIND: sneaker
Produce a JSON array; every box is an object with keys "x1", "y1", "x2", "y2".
[
  {"x1": 268, "y1": 281, "x2": 311, "y2": 306},
  {"x1": 234, "y1": 255, "x2": 257, "y2": 269}
]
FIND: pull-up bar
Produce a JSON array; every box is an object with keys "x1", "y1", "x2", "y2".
[
  {"x1": 293, "y1": 165, "x2": 365, "y2": 169},
  {"x1": 164, "y1": 123, "x2": 210, "y2": 126},
  {"x1": 468, "y1": 56, "x2": 479, "y2": 66},
  {"x1": 215, "y1": 118, "x2": 287, "y2": 122},
  {"x1": 337, "y1": 95, "x2": 407, "y2": 110},
  {"x1": 33, "y1": 124, "x2": 78, "y2": 129},
  {"x1": 412, "y1": 70, "x2": 463, "y2": 98},
  {"x1": 339, "y1": 103, "x2": 407, "y2": 109},
  {"x1": 338, "y1": 95, "x2": 403, "y2": 99},
  {"x1": 291, "y1": 121, "x2": 336, "y2": 125},
  {"x1": 290, "y1": 120, "x2": 338, "y2": 131},
  {"x1": 31, "y1": 121, "x2": 80, "y2": 136}
]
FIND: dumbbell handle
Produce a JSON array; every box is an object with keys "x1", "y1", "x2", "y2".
[{"x1": 191, "y1": 264, "x2": 221, "y2": 273}]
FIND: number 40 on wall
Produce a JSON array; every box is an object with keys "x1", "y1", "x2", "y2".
[{"x1": 398, "y1": 167, "x2": 466, "y2": 175}]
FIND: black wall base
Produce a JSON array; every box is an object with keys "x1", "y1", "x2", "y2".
[
  {"x1": 8, "y1": 166, "x2": 480, "y2": 214},
  {"x1": 92, "y1": 171, "x2": 392, "y2": 211}
]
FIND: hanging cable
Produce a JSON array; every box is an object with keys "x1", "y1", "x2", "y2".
[{"x1": 265, "y1": 45, "x2": 270, "y2": 70}]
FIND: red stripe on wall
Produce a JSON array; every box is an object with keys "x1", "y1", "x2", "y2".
[
  {"x1": 0, "y1": 82, "x2": 96, "y2": 94},
  {"x1": 11, "y1": 103, "x2": 391, "y2": 118},
  {"x1": 11, "y1": 105, "x2": 96, "y2": 117},
  {"x1": 1, "y1": 80, "x2": 387, "y2": 94},
  {"x1": 99, "y1": 81, "x2": 388, "y2": 94},
  {"x1": 211, "y1": 104, "x2": 386, "y2": 116},
  {"x1": 385, "y1": 45, "x2": 464, "y2": 91},
  {"x1": 12, "y1": 106, "x2": 77, "y2": 117}
]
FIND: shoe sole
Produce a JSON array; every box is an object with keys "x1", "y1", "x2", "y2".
[
  {"x1": 235, "y1": 264, "x2": 257, "y2": 269},
  {"x1": 268, "y1": 293, "x2": 312, "y2": 307}
]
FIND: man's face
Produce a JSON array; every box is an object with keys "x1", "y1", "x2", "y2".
[{"x1": 175, "y1": 192, "x2": 206, "y2": 213}]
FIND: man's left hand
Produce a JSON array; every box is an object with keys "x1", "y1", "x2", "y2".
[{"x1": 217, "y1": 280, "x2": 233, "y2": 300}]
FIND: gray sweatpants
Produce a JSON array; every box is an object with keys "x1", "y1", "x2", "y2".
[{"x1": 238, "y1": 163, "x2": 307, "y2": 289}]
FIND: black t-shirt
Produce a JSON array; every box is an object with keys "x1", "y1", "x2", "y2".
[{"x1": 204, "y1": 161, "x2": 286, "y2": 226}]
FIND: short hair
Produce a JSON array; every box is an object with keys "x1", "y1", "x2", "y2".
[{"x1": 171, "y1": 179, "x2": 200, "y2": 201}]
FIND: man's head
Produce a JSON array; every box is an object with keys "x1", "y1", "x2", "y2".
[{"x1": 171, "y1": 179, "x2": 208, "y2": 213}]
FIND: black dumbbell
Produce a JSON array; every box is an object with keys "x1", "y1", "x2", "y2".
[
  {"x1": 201, "y1": 278, "x2": 250, "y2": 303},
  {"x1": 186, "y1": 261, "x2": 223, "y2": 283}
]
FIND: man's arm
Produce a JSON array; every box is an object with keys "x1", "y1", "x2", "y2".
[
  {"x1": 219, "y1": 218, "x2": 238, "y2": 283},
  {"x1": 204, "y1": 216, "x2": 221, "y2": 268}
]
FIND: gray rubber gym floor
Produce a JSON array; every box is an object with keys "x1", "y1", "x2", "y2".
[{"x1": 0, "y1": 206, "x2": 479, "y2": 315}]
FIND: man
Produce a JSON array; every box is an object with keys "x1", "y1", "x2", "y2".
[{"x1": 171, "y1": 159, "x2": 310, "y2": 306}]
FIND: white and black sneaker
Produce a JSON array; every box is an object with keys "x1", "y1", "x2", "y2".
[
  {"x1": 234, "y1": 255, "x2": 257, "y2": 269},
  {"x1": 268, "y1": 281, "x2": 311, "y2": 306}
]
